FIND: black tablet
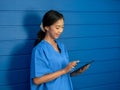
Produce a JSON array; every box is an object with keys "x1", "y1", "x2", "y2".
[{"x1": 72, "y1": 60, "x2": 95, "y2": 73}]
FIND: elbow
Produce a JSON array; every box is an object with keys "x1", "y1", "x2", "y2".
[{"x1": 33, "y1": 78, "x2": 42, "y2": 85}]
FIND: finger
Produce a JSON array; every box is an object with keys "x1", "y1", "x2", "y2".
[
  {"x1": 71, "y1": 62, "x2": 77, "y2": 66},
  {"x1": 84, "y1": 65, "x2": 90, "y2": 70},
  {"x1": 76, "y1": 60, "x2": 80, "y2": 63},
  {"x1": 78, "y1": 69, "x2": 82, "y2": 73},
  {"x1": 72, "y1": 66, "x2": 75, "y2": 68},
  {"x1": 86, "y1": 64, "x2": 90, "y2": 68},
  {"x1": 69, "y1": 63, "x2": 75, "y2": 68}
]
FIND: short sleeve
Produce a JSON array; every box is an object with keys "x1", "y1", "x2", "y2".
[{"x1": 30, "y1": 46, "x2": 51, "y2": 78}]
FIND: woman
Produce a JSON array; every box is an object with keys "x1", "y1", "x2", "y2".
[{"x1": 30, "y1": 10, "x2": 89, "y2": 90}]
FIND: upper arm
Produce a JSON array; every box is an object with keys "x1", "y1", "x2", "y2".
[{"x1": 30, "y1": 47, "x2": 51, "y2": 79}]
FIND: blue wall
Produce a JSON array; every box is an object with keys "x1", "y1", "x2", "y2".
[{"x1": 0, "y1": 0, "x2": 120, "y2": 90}]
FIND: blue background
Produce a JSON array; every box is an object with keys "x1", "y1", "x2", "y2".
[{"x1": 0, "y1": 0, "x2": 120, "y2": 90}]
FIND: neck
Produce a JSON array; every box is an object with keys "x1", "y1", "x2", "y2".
[
  {"x1": 44, "y1": 35, "x2": 60, "y2": 53},
  {"x1": 44, "y1": 35, "x2": 55, "y2": 44}
]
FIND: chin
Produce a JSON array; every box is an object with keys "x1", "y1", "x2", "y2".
[
  {"x1": 53, "y1": 37, "x2": 59, "y2": 40},
  {"x1": 54, "y1": 37, "x2": 58, "y2": 39}
]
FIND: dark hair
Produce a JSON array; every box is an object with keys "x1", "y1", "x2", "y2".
[{"x1": 34, "y1": 10, "x2": 64, "y2": 46}]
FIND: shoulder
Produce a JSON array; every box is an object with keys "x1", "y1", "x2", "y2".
[{"x1": 32, "y1": 40, "x2": 46, "y2": 52}]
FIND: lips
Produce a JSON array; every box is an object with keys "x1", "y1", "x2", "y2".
[{"x1": 56, "y1": 33, "x2": 60, "y2": 37}]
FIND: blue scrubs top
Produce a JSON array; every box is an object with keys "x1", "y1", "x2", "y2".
[{"x1": 30, "y1": 40, "x2": 73, "y2": 90}]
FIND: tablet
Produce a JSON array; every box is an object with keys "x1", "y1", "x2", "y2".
[{"x1": 71, "y1": 60, "x2": 95, "y2": 73}]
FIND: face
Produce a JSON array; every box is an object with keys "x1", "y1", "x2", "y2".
[{"x1": 45, "y1": 18, "x2": 64, "y2": 39}]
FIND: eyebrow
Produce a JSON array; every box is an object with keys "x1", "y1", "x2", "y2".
[{"x1": 56, "y1": 25, "x2": 64, "y2": 27}]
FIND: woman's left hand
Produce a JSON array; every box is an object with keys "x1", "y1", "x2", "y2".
[
  {"x1": 76, "y1": 64, "x2": 90, "y2": 74},
  {"x1": 70, "y1": 64, "x2": 90, "y2": 76}
]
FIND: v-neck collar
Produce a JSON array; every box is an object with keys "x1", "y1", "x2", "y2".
[{"x1": 42, "y1": 40, "x2": 62, "y2": 54}]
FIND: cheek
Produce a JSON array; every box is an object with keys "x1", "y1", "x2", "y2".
[
  {"x1": 50, "y1": 28, "x2": 57, "y2": 33},
  {"x1": 48, "y1": 28, "x2": 56, "y2": 35}
]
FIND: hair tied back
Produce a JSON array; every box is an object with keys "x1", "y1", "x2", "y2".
[{"x1": 40, "y1": 23, "x2": 45, "y2": 32}]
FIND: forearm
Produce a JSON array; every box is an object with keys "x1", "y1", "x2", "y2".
[
  {"x1": 33, "y1": 69, "x2": 65, "y2": 85},
  {"x1": 33, "y1": 61, "x2": 78, "y2": 85}
]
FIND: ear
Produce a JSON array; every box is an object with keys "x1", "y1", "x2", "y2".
[{"x1": 44, "y1": 26, "x2": 49, "y2": 31}]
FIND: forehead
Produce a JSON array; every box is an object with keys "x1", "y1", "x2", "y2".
[{"x1": 53, "y1": 19, "x2": 64, "y2": 25}]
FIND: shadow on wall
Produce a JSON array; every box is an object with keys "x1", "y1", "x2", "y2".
[{"x1": 7, "y1": 12, "x2": 41, "y2": 90}]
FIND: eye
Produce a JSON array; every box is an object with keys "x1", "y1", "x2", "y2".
[
  {"x1": 56, "y1": 26, "x2": 60, "y2": 29},
  {"x1": 56, "y1": 27, "x2": 59, "y2": 29},
  {"x1": 56, "y1": 25, "x2": 64, "y2": 29}
]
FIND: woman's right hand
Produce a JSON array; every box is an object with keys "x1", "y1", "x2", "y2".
[{"x1": 63, "y1": 61, "x2": 79, "y2": 74}]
